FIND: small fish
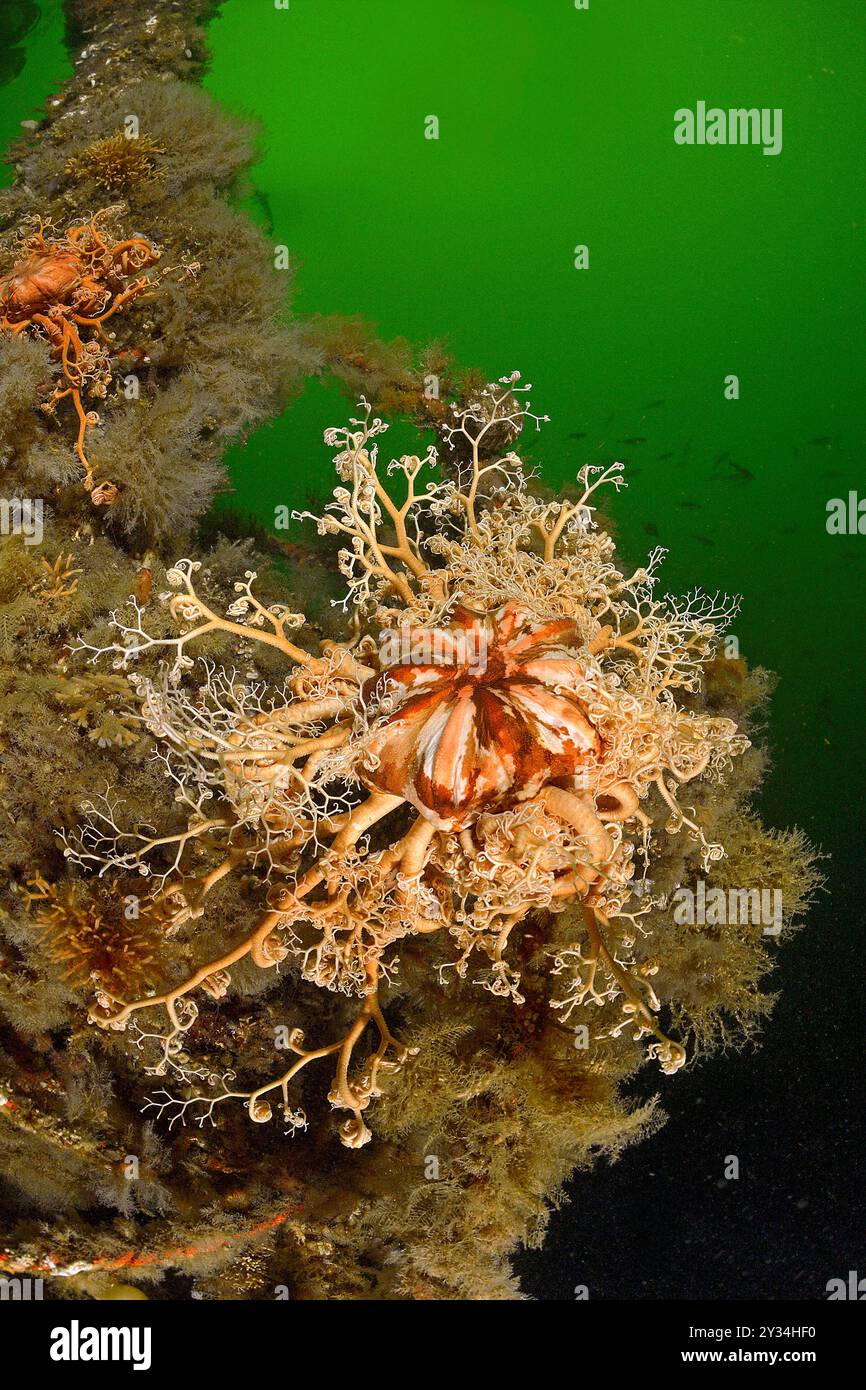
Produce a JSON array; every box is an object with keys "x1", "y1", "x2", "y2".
[
  {"x1": 644, "y1": 400, "x2": 665, "y2": 409},
  {"x1": 682, "y1": 439, "x2": 692, "y2": 454},
  {"x1": 656, "y1": 451, "x2": 674, "y2": 461},
  {"x1": 820, "y1": 469, "x2": 843, "y2": 478},
  {"x1": 568, "y1": 431, "x2": 587, "y2": 440},
  {"x1": 808, "y1": 436, "x2": 834, "y2": 446},
  {"x1": 249, "y1": 188, "x2": 275, "y2": 234},
  {"x1": 676, "y1": 501, "x2": 702, "y2": 509},
  {"x1": 712, "y1": 454, "x2": 755, "y2": 482},
  {"x1": 778, "y1": 525, "x2": 797, "y2": 535},
  {"x1": 691, "y1": 534, "x2": 716, "y2": 547},
  {"x1": 643, "y1": 522, "x2": 660, "y2": 537},
  {"x1": 618, "y1": 436, "x2": 647, "y2": 446}
]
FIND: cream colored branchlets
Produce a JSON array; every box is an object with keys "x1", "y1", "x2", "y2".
[{"x1": 69, "y1": 373, "x2": 748, "y2": 1147}]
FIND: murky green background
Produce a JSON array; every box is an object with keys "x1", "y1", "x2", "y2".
[
  {"x1": 202, "y1": 0, "x2": 865, "y2": 859},
  {"x1": 0, "y1": 1, "x2": 68, "y2": 185},
  {"x1": 3, "y1": 0, "x2": 863, "y2": 1297}
]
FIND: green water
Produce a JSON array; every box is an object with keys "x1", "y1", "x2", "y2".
[
  {"x1": 203, "y1": 0, "x2": 864, "y2": 854},
  {"x1": 0, "y1": 0, "x2": 70, "y2": 187}
]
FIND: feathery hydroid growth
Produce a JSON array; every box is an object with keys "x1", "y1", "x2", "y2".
[{"x1": 69, "y1": 375, "x2": 750, "y2": 1147}]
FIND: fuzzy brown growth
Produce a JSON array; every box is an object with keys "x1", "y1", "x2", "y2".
[
  {"x1": 66, "y1": 133, "x2": 164, "y2": 194},
  {"x1": 24, "y1": 875, "x2": 165, "y2": 996}
]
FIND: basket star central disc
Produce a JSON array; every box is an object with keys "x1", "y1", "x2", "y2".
[{"x1": 362, "y1": 602, "x2": 602, "y2": 830}]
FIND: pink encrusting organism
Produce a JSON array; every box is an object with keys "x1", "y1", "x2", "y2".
[{"x1": 69, "y1": 374, "x2": 748, "y2": 1147}]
